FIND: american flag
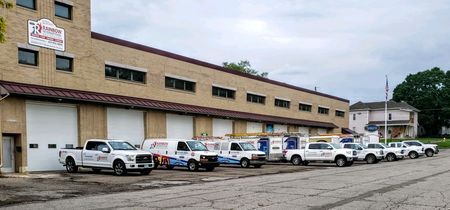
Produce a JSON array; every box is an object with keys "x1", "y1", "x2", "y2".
[{"x1": 385, "y1": 75, "x2": 389, "y2": 100}]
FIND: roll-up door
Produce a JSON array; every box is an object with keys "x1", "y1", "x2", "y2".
[
  {"x1": 247, "y1": 122, "x2": 263, "y2": 133},
  {"x1": 107, "y1": 108, "x2": 145, "y2": 148},
  {"x1": 212, "y1": 118, "x2": 233, "y2": 137},
  {"x1": 274, "y1": 124, "x2": 288, "y2": 133},
  {"x1": 166, "y1": 114, "x2": 194, "y2": 139}
]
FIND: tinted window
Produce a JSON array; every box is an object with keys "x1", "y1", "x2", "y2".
[
  {"x1": 344, "y1": 144, "x2": 352, "y2": 149},
  {"x1": 212, "y1": 86, "x2": 235, "y2": 99},
  {"x1": 275, "y1": 99, "x2": 290, "y2": 109},
  {"x1": 96, "y1": 143, "x2": 109, "y2": 151},
  {"x1": 308, "y1": 144, "x2": 320, "y2": 149},
  {"x1": 16, "y1": 0, "x2": 35, "y2": 9},
  {"x1": 367, "y1": 144, "x2": 377, "y2": 149},
  {"x1": 86, "y1": 141, "x2": 101, "y2": 150},
  {"x1": 18, "y1": 48, "x2": 38, "y2": 66},
  {"x1": 55, "y1": 1, "x2": 72, "y2": 20},
  {"x1": 336, "y1": 110, "x2": 345, "y2": 117},
  {"x1": 165, "y1": 77, "x2": 196, "y2": 92},
  {"x1": 318, "y1": 107, "x2": 329, "y2": 115},
  {"x1": 105, "y1": 65, "x2": 146, "y2": 83},
  {"x1": 299, "y1": 103, "x2": 312, "y2": 112},
  {"x1": 247, "y1": 94, "x2": 265, "y2": 104},
  {"x1": 230, "y1": 143, "x2": 242, "y2": 151},
  {"x1": 320, "y1": 144, "x2": 333, "y2": 150},
  {"x1": 177, "y1": 142, "x2": 190, "y2": 151},
  {"x1": 56, "y1": 55, "x2": 73, "y2": 72},
  {"x1": 405, "y1": 142, "x2": 421, "y2": 146}
]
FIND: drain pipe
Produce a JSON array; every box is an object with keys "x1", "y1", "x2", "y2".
[{"x1": 0, "y1": 86, "x2": 10, "y2": 169}]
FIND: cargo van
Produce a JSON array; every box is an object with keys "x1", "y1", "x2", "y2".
[
  {"x1": 204, "y1": 140, "x2": 266, "y2": 168},
  {"x1": 141, "y1": 139, "x2": 219, "y2": 171}
]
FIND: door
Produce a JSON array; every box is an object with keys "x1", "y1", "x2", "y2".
[
  {"x1": 285, "y1": 137, "x2": 298, "y2": 150},
  {"x1": 1, "y1": 137, "x2": 14, "y2": 173},
  {"x1": 258, "y1": 138, "x2": 270, "y2": 157},
  {"x1": 229, "y1": 143, "x2": 242, "y2": 163},
  {"x1": 305, "y1": 143, "x2": 321, "y2": 160},
  {"x1": 247, "y1": 122, "x2": 263, "y2": 133},
  {"x1": 166, "y1": 114, "x2": 194, "y2": 139},
  {"x1": 107, "y1": 108, "x2": 144, "y2": 148},
  {"x1": 212, "y1": 119, "x2": 233, "y2": 137},
  {"x1": 175, "y1": 141, "x2": 190, "y2": 166},
  {"x1": 274, "y1": 124, "x2": 288, "y2": 133}
]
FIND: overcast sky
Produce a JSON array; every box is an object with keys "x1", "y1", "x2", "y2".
[{"x1": 91, "y1": 1, "x2": 450, "y2": 104}]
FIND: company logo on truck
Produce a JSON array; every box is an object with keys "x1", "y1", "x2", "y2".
[{"x1": 150, "y1": 142, "x2": 168, "y2": 149}]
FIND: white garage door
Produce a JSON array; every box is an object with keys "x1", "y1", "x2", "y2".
[
  {"x1": 107, "y1": 108, "x2": 144, "y2": 148},
  {"x1": 166, "y1": 114, "x2": 193, "y2": 139},
  {"x1": 247, "y1": 122, "x2": 263, "y2": 133},
  {"x1": 212, "y1": 118, "x2": 233, "y2": 137},
  {"x1": 274, "y1": 124, "x2": 288, "y2": 133},
  {"x1": 299, "y1": 127, "x2": 310, "y2": 135},
  {"x1": 26, "y1": 102, "x2": 78, "y2": 171}
]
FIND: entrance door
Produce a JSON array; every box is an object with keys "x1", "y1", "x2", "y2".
[
  {"x1": 1, "y1": 136, "x2": 15, "y2": 173},
  {"x1": 258, "y1": 138, "x2": 270, "y2": 157}
]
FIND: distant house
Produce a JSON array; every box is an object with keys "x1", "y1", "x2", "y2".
[{"x1": 349, "y1": 101, "x2": 419, "y2": 138}]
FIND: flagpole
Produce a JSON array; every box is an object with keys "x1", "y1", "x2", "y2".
[{"x1": 385, "y1": 75, "x2": 388, "y2": 144}]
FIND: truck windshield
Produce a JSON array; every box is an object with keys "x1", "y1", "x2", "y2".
[
  {"x1": 330, "y1": 143, "x2": 341, "y2": 149},
  {"x1": 109, "y1": 141, "x2": 136, "y2": 150},
  {"x1": 239, "y1": 142, "x2": 257, "y2": 151},
  {"x1": 186, "y1": 141, "x2": 208, "y2": 151}
]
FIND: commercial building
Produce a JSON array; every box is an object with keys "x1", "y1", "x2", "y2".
[
  {"x1": 349, "y1": 101, "x2": 419, "y2": 139},
  {"x1": 0, "y1": 0, "x2": 349, "y2": 173}
]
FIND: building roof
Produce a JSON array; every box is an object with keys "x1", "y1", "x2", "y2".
[
  {"x1": 369, "y1": 120, "x2": 412, "y2": 125},
  {"x1": 350, "y1": 101, "x2": 419, "y2": 112},
  {"x1": 91, "y1": 32, "x2": 349, "y2": 103},
  {"x1": 0, "y1": 81, "x2": 338, "y2": 129}
]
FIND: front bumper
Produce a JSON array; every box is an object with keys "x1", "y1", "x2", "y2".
[
  {"x1": 198, "y1": 161, "x2": 220, "y2": 168},
  {"x1": 249, "y1": 160, "x2": 266, "y2": 165},
  {"x1": 126, "y1": 163, "x2": 154, "y2": 169},
  {"x1": 436, "y1": 148, "x2": 439, "y2": 154}
]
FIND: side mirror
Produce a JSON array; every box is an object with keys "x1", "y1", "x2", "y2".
[
  {"x1": 358, "y1": 148, "x2": 363, "y2": 150},
  {"x1": 101, "y1": 147, "x2": 110, "y2": 153},
  {"x1": 327, "y1": 146, "x2": 333, "y2": 150}
]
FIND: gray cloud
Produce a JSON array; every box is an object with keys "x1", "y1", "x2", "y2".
[{"x1": 91, "y1": 0, "x2": 450, "y2": 104}]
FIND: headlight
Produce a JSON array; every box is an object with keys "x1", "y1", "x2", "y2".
[{"x1": 125, "y1": 155, "x2": 135, "y2": 161}]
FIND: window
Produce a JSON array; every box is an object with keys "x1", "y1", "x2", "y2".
[
  {"x1": 388, "y1": 113, "x2": 392, "y2": 120},
  {"x1": 336, "y1": 110, "x2": 345, "y2": 117},
  {"x1": 48, "y1": 144, "x2": 57, "y2": 149},
  {"x1": 165, "y1": 77, "x2": 196, "y2": 92},
  {"x1": 55, "y1": 1, "x2": 72, "y2": 20},
  {"x1": 275, "y1": 99, "x2": 290, "y2": 109},
  {"x1": 212, "y1": 86, "x2": 235, "y2": 99},
  {"x1": 318, "y1": 107, "x2": 329, "y2": 115},
  {"x1": 29, "y1": 144, "x2": 38, "y2": 148},
  {"x1": 230, "y1": 143, "x2": 242, "y2": 151},
  {"x1": 56, "y1": 55, "x2": 73, "y2": 72},
  {"x1": 343, "y1": 144, "x2": 352, "y2": 149},
  {"x1": 353, "y1": 114, "x2": 356, "y2": 120},
  {"x1": 247, "y1": 93, "x2": 265, "y2": 104},
  {"x1": 18, "y1": 48, "x2": 38, "y2": 66},
  {"x1": 177, "y1": 142, "x2": 190, "y2": 151},
  {"x1": 16, "y1": 0, "x2": 36, "y2": 10},
  {"x1": 308, "y1": 144, "x2": 320, "y2": 150},
  {"x1": 404, "y1": 142, "x2": 422, "y2": 147},
  {"x1": 85, "y1": 141, "x2": 106, "y2": 151},
  {"x1": 65, "y1": 144, "x2": 74, "y2": 149},
  {"x1": 299, "y1": 103, "x2": 312, "y2": 112},
  {"x1": 105, "y1": 65, "x2": 146, "y2": 83}
]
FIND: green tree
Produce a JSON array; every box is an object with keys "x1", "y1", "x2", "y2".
[
  {"x1": 223, "y1": 60, "x2": 268, "y2": 78},
  {"x1": 393, "y1": 67, "x2": 449, "y2": 136},
  {"x1": 0, "y1": 0, "x2": 14, "y2": 43}
]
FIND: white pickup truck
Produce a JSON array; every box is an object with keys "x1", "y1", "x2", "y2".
[
  {"x1": 389, "y1": 142, "x2": 424, "y2": 159},
  {"x1": 341, "y1": 143, "x2": 384, "y2": 164},
  {"x1": 366, "y1": 143, "x2": 405, "y2": 162},
  {"x1": 283, "y1": 142, "x2": 358, "y2": 167},
  {"x1": 59, "y1": 139, "x2": 154, "y2": 176},
  {"x1": 403, "y1": 140, "x2": 439, "y2": 157}
]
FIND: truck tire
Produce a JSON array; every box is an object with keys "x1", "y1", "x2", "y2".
[
  {"x1": 240, "y1": 158, "x2": 250, "y2": 168},
  {"x1": 409, "y1": 151, "x2": 419, "y2": 159},
  {"x1": 291, "y1": 155, "x2": 302, "y2": 166},
  {"x1": 113, "y1": 160, "x2": 127, "y2": 176},
  {"x1": 187, "y1": 160, "x2": 199, "y2": 171},
  {"x1": 302, "y1": 161, "x2": 310, "y2": 166},
  {"x1": 140, "y1": 169, "x2": 152, "y2": 175},
  {"x1": 386, "y1": 153, "x2": 396, "y2": 162},
  {"x1": 425, "y1": 149, "x2": 434, "y2": 157},
  {"x1": 65, "y1": 157, "x2": 78, "y2": 173},
  {"x1": 336, "y1": 157, "x2": 347, "y2": 167},
  {"x1": 366, "y1": 154, "x2": 377, "y2": 164},
  {"x1": 345, "y1": 161, "x2": 354, "y2": 166},
  {"x1": 205, "y1": 166, "x2": 215, "y2": 171},
  {"x1": 92, "y1": 168, "x2": 101, "y2": 173}
]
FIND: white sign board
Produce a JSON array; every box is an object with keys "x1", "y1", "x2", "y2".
[{"x1": 28, "y1": 19, "x2": 65, "y2": 51}]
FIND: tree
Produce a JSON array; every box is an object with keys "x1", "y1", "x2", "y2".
[
  {"x1": 0, "y1": 0, "x2": 14, "y2": 43},
  {"x1": 393, "y1": 67, "x2": 449, "y2": 136},
  {"x1": 223, "y1": 60, "x2": 268, "y2": 78}
]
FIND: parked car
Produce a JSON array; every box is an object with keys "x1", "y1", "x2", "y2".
[
  {"x1": 389, "y1": 142, "x2": 424, "y2": 159},
  {"x1": 141, "y1": 139, "x2": 219, "y2": 171},
  {"x1": 283, "y1": 142, "x2": 358, "y2": 167},
  {"x1": 366, "y1": 143, "x2": 405, "y2": 162},
  {"x1": 204, "y1": 140, "x2": 266, "y2": 168},
  {"x1": 402, "y1": 140, "x2": 439, "y2": 157},
  {"x1": 59, "y1": 139, "x2": 153, "y2": 176},
  {"x1": 341, "y1": 143, "x2": 383, "y2": 164}
]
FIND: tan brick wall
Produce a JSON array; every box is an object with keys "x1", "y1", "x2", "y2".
[
  {"x1": 145, "y1": 110, "x2": 166, "y2": 138},
  {"x1": 78, "y1": 104, "x2": 107, "y2": 146},
  {"x1": 233, "y1": 120, "x2": 247, "y2": 134},
  {"x1": 194, "y1": 116, "x2": 213, "y2": 137}
]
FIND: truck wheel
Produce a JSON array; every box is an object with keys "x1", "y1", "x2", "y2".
[
  {"x1": 240, "y1": 158, "x2": 250, "y2": 168},
  {"x1": 336, "y1": 157, "x2": 347, "y2": 167},
  {"x1": 113, "y1": 160, "x2": 127, "y2": 176},
  {"x1": 166, "y1": 165, "x2": 174, "y2": 170},
  {"x1": 345, "y1": 161, "x2": 354, "y2": 166},
  {"x1": 205, "y1": 166, "x2": 215, "y2": 171},
  {"x1": 366, "y1": 154, "x2": 377, "y2": 164},
  {"x1": 253, "y1": 164, "x2": 262, "y2": 168},
  {"x1": 386, "y1": 153, "x2": 396, "y2": 162},
  {"x1": 302, "y1": 161, "x2": 310, "y2": 166},
  {"x1": 187, "y1": 160, "x2": 199, "y2": 171},
  {"x1": 409, "y1": 151, "x2": 419, "y2": 159},
  {"x1": 140, "y1": 169, "x2": 152, "y2": 175},
  {"x1": 92, "y1": 168, "x2": 101, "y2": 173},
  {"x1": 425, "y1": 149, "x2": 434, "y2": 157},
  {"x1": 65, "y1": 157, "x2": 78, "y2": 173},
  {"x1": 291, "y1": 155, "x2": 302, "y2": 166}
]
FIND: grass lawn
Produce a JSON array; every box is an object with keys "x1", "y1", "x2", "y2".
[{"x1": 382, "y1": 138, "x2": 450, "y2": 149}]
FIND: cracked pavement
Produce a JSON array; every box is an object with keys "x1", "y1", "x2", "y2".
[{"x1": 3, "y1": 150, "x2": 450, "y2": 210}]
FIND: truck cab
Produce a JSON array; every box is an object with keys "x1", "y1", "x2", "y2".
[
  {"x1": 341, "y1": 143, "x2": 383, "y2": 164},
  {"x1": 403, "y1": 140, "x2": 439, "y2": 157},
  {"x1": 389, "y1": 142, "x2": 424, "y2": 159},
  {"x1": 366, "y1": 143, "x2": 405, "y2": 161},
  {"x1": 204, "y1": 141, "x2": 266, "y2": 168},
  {"x1": 284, "y1": 142, "x2": 358, "y2": 167}
]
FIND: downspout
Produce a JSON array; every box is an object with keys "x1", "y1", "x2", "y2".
[{"x1": 0, "y1": 85, "x2": 10, "y2": 169}]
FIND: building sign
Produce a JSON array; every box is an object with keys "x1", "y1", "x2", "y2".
[
  {"x1": 366, "y1": 124, "x2": 379, "y2": 132},
  {"x1": 28, "y1": 19, "x2": 65, "y2": 51}
]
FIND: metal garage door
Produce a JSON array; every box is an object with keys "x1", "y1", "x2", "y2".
[
  {"x1": 247, "y1": 122, "x2": 263, "y2": 133},
  {"x1": 274, "y1": 124, "x2": 288, "y2": 133},
  {"x1": 107, "y1": 108, "x2": 144, "y2": 148},
  {"x1": 26, "y1": 102, "x2": 78, "y2": 171},
  {"x1": 166, "y1": 114, "x2": 193, "y2": 139},
  {"x1": 212, "y1": 118, "x2": 233, "y2": 137}
]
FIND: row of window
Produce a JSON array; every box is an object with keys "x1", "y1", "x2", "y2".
[
  {"x1": 18, "y1": 48, "x2": 345, "y2": 117},
  {"x1": 17, "y1": 0, "x2": 72, "y2": 20},
  {"x1": 352, "y1": 113, "x2": 391, "y2": 120}
]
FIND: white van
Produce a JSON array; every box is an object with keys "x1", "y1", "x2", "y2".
[
  {"x1": 204, "y1": 141, "x2": 266, "y2": 168},
  {"x1": 141, "y1": 139, "x2": 219, "y2": 171}
]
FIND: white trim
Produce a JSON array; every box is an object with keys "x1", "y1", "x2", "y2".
[
  {"x1": 105, "y1": 61, "x2": 148, "y2": 73},
  {"x1": 17, "y1": 43, "x2": 40, "y2": 51},
  {"x1": 212, "y1": 84, "x2": 237, "y2": 91},
  {"x1": 335, "y1": 109, "x2": 346, "y2": 112},
  {"x1": 246, "y1": 91, "x2": 266, "y2": 97},
  {"x1": 165, "y1": 73, "x2": 197, "y2": 83},
  {"x1": 55, "y1": 0, "x2": 74, "y2": 6},
  {"x1": 318, "y1": 105, "x2": 330, "y2": 109},
  {"x1": 274, "y1": 96, "x2": 291, "y2": 102},
  {"x1": 299, "y1": 101, "x2": 313, "y2": 106},
  {"x1": 55, "y1": 51, "x2": 75, "y2": 58}
]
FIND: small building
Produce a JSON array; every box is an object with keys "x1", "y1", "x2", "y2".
[{"x1": 349, "y1": 101, "x2": 419, "y2": 139}]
